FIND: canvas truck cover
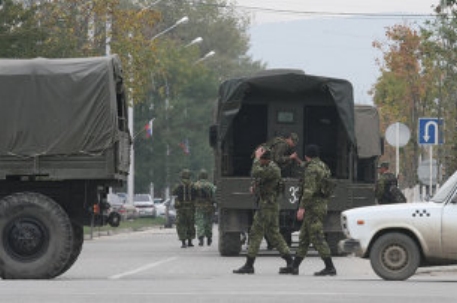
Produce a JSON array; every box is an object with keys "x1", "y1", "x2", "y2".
[
  {"x1": 0, "y1": 55, "x2": 123, "y2": 156},
  {"x1": 354, "y1": 104, "x2": 382, "y2": 159},
  {"x1": 217, "y1": 69, "x2": 356, "y2": 149}
]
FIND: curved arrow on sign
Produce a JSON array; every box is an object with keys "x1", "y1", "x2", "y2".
[{"x1": 423, "y1": 120, "x2": 438, "y2": 143}]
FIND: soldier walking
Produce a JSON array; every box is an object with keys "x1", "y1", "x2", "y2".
[
  {"x1": 281, "y1": 144, "x2": 337, "y2": 276},
  {"x1": 233, "y1": 147, "x2": 293, "y2": 274},
  {"x1": 172, "y1": 169, "x2": 197, "y2": 248},
  {"x1": 194, "y1": 169, "x2": 216, "y2": 246}
]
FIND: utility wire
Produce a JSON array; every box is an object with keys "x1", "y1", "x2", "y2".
[{"x1": 194, "y1": 2, "x2": 442, "y2": 20}]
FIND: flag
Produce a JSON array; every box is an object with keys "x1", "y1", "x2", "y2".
[
  {"x1": 179, "y1": 138, "x2": 190, "y2": 155},
  {"x1": 144, "y1": 119, "x2": 154, "y2": 139}
]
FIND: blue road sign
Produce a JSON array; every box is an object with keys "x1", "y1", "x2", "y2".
[{"x1": 418, "y1": 118, "x2": 444, "y2": 145}]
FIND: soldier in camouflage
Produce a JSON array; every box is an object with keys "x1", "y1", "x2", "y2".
[
  {"x1": 375, "y1": 162, "x2": 399, "y2": 204},
  {"x1": 280, "y1": 144, "x2": 337, "y2": 276},
  {"x1": 266, "y1": 132, "x2": 302, "y2": 176},
  {"x1": 233, "y1": 147, "x2": 293, "y2": 274},
  {"x1": 172, "y1": 169, "x2": 197, "y2": 248},
  {"x1": 194, "y1": 169, "x2": 217, "y2": 246}
]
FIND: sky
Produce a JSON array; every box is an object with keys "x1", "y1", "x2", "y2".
[{"x1": 234, "y1": 0, "x2": 440, "y2": 104}]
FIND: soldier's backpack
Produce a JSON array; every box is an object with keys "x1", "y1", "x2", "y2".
[
  {"x1": 320, "y1": 164, "x2": 336, "y2": 198},
  {"x1": 320, "y1": 176, "x2": 337, "y2": 198}
]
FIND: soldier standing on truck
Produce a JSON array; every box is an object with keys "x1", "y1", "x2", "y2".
[
  {"x1": 280, "y1": 144, "x2": 337, "y2": 276},
  {"x1": 194, "y1": 169, "x2": 216, "y2": 246},
  {"x1": 266, "y1": 132, "x2": 302, "y2": 176},
  {"x1": 233, "y1": 147, "x2": 293, "y2": 274},
  {"x1": 172, "y1": 169, "x2": 197, "y2": 248}
]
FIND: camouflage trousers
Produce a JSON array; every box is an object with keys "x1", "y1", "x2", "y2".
[
  {"x1": 296, "y1": 212, "x2": 331, "y2": 259},
  {"x1": 176, "y1": 207, "x2": 195, "y2": 241},
  {"x1": 195, "y1": 207, "x2": 214, "y2": 238},
  {"x1": 247, "y1": 207, "x2": 290, "y2": 258}
]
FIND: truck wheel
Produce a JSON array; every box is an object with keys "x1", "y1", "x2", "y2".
[
  {"x1": 55, "y1": 222, "x2": 84, "y2": 277},
  {"x1": 370, "y1": 232, "x2": 420, "y2": 281},
  {"x1": 326, "y1": 232, "x2": 347, "y2": 256},
  {"x1": 0, "y1": 192, "x2": 73, "y2": 279},
  {"x1": 219, "y1": 232, "x2": 241, "y2": 256}
]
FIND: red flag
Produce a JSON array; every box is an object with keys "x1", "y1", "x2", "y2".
[
  {"x1": 179, "y1": 138, "x2": 190, "y2": 155},
  {"x1": 144, "y1": 119, "x2": 154, "y2": 139}
]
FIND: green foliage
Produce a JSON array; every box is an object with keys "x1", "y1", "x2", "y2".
[{"x1": 373, "y1": 7, "x2": 457, "y2": 185}]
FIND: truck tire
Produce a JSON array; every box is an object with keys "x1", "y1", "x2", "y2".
[
  {"x1": 0, "y1": 192, "x2": 73, "y2": 279},
  {"x1": 219, "y1": 232, "x2": 241, "y2": 256},
  {"x1": 55, "y1": 222, "x2": 84, "y2": 277},
  {"x1": 370, "y1": 232, "x2": 420, "y2": 281},
  {"x1": 326, "y1": 232, "x2": 347, "y2": 256}
]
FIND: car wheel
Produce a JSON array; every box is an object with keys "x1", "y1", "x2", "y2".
[
  {"x1": 370, "y1": 232, "x2": 420, "y2": 281},
  {"x1": 108, "y1": 212, "x2": 121, "y2": 227},
  {"x1": 0, "y1": 192, "x2": 73, "y2": 279}
]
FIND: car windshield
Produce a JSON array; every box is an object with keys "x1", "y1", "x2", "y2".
[{"x1": 430, "y1": 171, "x2": 457, "y2": 203}]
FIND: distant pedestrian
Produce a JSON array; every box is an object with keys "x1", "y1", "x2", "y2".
[
  {"x1": 194, "y1": 169, "x2": 217, "y2": 246},
  {"x1": 233, "y1": 147, "x2": 293, "y2": 274},
  {"x1": 172, "y1": 169, "x2": 197, "y2": 248},
  {"x1": 281, "y1": 144, "x2": 337, "y2": 276},
  {"x1": 375, "y1": 162, "x2": 406, "y2": 204}
]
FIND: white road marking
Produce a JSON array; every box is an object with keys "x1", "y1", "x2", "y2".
[{"x1": 109, "y1": 257, "x2": 178, "y2": 280}]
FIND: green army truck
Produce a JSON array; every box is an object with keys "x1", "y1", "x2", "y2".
[
  {"x1": 209, "y1": 69, "x2": 382, "y2": 256},
  {"x1": 0, "y1": 55, "x2": 131, "y2": 279}
]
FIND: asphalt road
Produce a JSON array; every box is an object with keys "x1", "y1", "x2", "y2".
[{"x1": 1, "y1": 226, "x2": 457, "y2": 303}]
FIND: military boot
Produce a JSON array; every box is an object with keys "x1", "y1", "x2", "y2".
[
  {"x1": 198, "y1": 236, "x2": 204, "y2": 246},
  {"x1": 207, "y1": 237, "x2": 212, "y2": 246},
  {"x1": 181, "y1": 240, "x2": 187, "y2": 248},
  {"x1": 278, "y1": 254, "x2": 293, "y2": 274},
  {"x1": 233, "y1": 256, "x2": 255, "y2": 274},
  {"x1": 188, "y1": 239, "x2": 194, "y2": 247},
  {"x1": 280, "y1": 256, "x2": 303, "y2": 275},
  {"x1": 314, "y1": 257, "x2": 337, "y2": 276}
]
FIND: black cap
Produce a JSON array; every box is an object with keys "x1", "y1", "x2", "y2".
[{"x1": 304, "y1": 144, "x2": 319, "y2": 158}]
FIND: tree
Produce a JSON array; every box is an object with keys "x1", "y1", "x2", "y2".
[{"x1": 372, "y1": 24, "x2": 438, "y2": 187}]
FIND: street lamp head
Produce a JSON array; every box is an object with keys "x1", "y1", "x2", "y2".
[
  {"x1": 185, "y1": 37, "x2": 203, "y2": 48},
  {"x1": 176, "y1": 16, "x2": 189, "y2": 25},
  {"x1": 194, "y1": 50, "x2": 216, "y2": 64}
]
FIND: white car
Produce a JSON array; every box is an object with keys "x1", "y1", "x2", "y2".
[
  {"x1": 339, "y1": 170, "x2": 457, "y2": 281},
  {"x1": 133, "y1": 194, "x2": 157, "y2": 218}
]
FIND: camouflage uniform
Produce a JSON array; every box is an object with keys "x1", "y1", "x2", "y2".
[
  {"x1": 296, "y1": 158, "x2": 332, "y2": 259},
  {"x1": 172, "y1": 169, "x2": 197, "y2": 248},
  {"x1": 266, "y1": 132, "x2": 299, "y2": 176},
  {"x1": 247, "y1": 158, "x2": 291, "y2": 258},
  {"x1": 233, "y1": 149, "x2": 293, "y2": 274},
  {"x1": 194, "y1": 169, "x2": 216, "y2": 246},
  {"x1": 375, "y1": 172, "x2": 397, "y2": 204}
]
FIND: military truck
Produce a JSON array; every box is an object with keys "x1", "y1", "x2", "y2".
[
  {"x1": 209, "y1": 69, "x2": 382, "y2": 256},
  {"x1": 0, "y1": 55, "x2": 131, "y2": 279}
]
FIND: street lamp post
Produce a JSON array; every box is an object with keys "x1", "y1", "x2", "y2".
[{"x1": 127, "y1": 16, "x2": 189, "y2": 206}]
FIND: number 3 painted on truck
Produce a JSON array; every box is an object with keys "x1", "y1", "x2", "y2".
[{"x1": 288, "y1": 186, "x2": 300, "y2": 204}]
